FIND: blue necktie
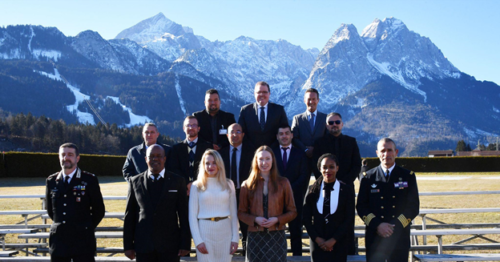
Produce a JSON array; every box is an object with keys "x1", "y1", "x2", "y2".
[
  {"x1": 260, "y1": 107, "x2": 265, "y2": 131},
  {"x1": 282, "y1": 147, "x2": 289, "y2": 170},
  {"x1": 309, "y1": 113, "x2": 315, "y2": 132}
]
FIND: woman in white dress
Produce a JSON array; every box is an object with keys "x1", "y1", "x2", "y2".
[{"x1": 189, "y1": 149, "x2": 239, "y2": 261}]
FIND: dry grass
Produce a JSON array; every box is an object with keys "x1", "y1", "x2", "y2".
[{"x1": 1, "y1": 172, "x2": 499, "y2": 257}]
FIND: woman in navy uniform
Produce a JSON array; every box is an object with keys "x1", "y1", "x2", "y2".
[{"x1": 303, "y1": 153, "x2": 355, "y2": 262}]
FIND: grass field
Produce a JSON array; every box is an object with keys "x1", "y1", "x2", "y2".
[{"x1": 1, "y1": 172, "x2": 499, "y2": 257}]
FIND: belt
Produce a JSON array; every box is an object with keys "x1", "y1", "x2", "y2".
[{"x1": 200, "y1": 216, "x2": 229, "y2": 222}]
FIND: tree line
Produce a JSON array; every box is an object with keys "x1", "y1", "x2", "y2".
[
  {"x1": 0, "y1": 110, "x2": 178, "y2": 155},
  {"x1": 455, "y1": 139, "x2": 499, "y2": 152}
]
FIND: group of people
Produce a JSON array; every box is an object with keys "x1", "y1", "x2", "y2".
[{"x1": 45, "y1": 81, "x2": 420, "y2": 262}]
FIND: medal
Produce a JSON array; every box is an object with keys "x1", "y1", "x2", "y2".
[{"x1": 76, "y1": 197, "x2": 81, "y2": 202}]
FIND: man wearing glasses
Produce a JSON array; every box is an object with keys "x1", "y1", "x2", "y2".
[
  {"x1": 312, "y1": 112, "x2": 361, "y2": 255},
  {"x1": 168, "y1": 116, "x2": 213, "y2": 195},
  {"x1": 238, "y1": 81, "x2": 289, "y2": 147},
  {"x1": 220, "y1": 123, "x2": 256, "y2": 255}
]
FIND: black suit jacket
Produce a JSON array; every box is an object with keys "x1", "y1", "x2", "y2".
[
  {"x1": 122, "y1": 143, "x2": 171, "y2": 181},
  {"x1": 312, "y1": 133, "x2": 361, "y2": 184},
  {"x1": 220, "y1": 142, "x2": 256, "y2": 189},
  {"x1": 302, "y1": 178, "x2": 355, "y2": 261},
  {"x1": 238, "y1": 102, "x2": 288, "y2": 148},
  {"x1": 291, "y1": 111, "x2": 327, "y2": 151},
  {"x1": 356, "y1": 165, "x2": 419, "y2": 253},
  {"x1": 46, "y1": 169, "x2": 105, "y2": 257},
  {"x1": 193, "y1": 109, "x2": 236, "y2": 149},
  {"x1": 272, "y1": 145, "x2": 309, "y2": 197},
  {"x1": 123, "y1": 171, "x2": 190, "y2": 253},
  {"x1": 168, "y1": 138, "x2": 213, "y2": 183}
]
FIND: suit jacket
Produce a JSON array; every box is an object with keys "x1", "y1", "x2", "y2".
[
  {"x1": 312, "y1": 133, "x2": 361, "y2": 185},
  {"x1": 356, "y1": 165, "x2": 420, "y2": 252},
  {"x1": 271, "y1": 145, "x2": 309, "y2": 198},
  {"x1": 220, "y1": 142, "x2": 256, "y2": 189},
  {"x1": 193, "y1": 109, "x2": 236, "y2": 149},
  {"x1": 122, "y1": 143, "x2": 171, "y2": 181},
  {"x1": 238, "y1": 102, "x2": 288, "y2": 148},
  {"x1": 302, "y1": 178, "x2": 355, "y2": 261},
  {"x1": 168, "y1": 138, "x2": 213, "y2": 183},
  {"x1": 291, "y1": 111, "x2": 327, "y2": 151},
  {"x1": 46, "y1": 168, "x2": 105, "y2": 257},
  {"x1": 123, "y1": 171, "x2": 190, "y2": 253}
]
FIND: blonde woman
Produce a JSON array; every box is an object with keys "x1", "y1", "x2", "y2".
[
  {"x1": 238, "y1": 146, "x2": 297, "y2": 262},
  {"x1": 189, "y1": 149, "x2": 239, "y2": 262}
]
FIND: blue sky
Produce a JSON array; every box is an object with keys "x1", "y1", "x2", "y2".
[{"x1": 1, "y1": 0, "x2": 499, "y2": 84}]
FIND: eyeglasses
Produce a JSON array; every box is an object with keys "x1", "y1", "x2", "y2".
[
  {"x1": 328, "y1": 120, "x2": 342, "y2": 125},
  {"x1": 255, "y1": 91, "x2": 269, "y2": 95},
  {"x1": 230, "y1": 131, "x2": 243, "y2": 134},
  {"x1": 185, "y1": 124, "x2": 198, "y2": 128}
]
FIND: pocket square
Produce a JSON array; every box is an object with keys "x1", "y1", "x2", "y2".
[{"x1": 168, "y1": 190, "x2": 178, "y2": 192}]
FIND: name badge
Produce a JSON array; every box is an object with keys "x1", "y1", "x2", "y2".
[
  {"x1": 219, "y1": 129, "x2": 228, "y2": 135},
  {"x1": 168, "y1": 190, "x2": 178, "y2": 192},
  {"x1": 370, "y1": 189, "x2": 380, "y2": 193}
]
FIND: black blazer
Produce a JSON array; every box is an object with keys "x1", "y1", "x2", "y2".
[
  {"x1": 220, "y1": 142, "x2": 256, "y2": 188},
  {"x1": 302, "y1": 178, "x2": 355, "y2": 261},
  {"x1": 123, "y1": 171, "x2": 190, "y2": 253},
  {"x1": 168, "y1": 138, "x2": 213, "y2": 183},
  {"x1": 122, "y1": 143, "x2": 171, "y2": 181},
  {"x1": 271, "y1": 145, "x2": 309, "y2": 197},
  {"x1": 193, "y1": 109, "x2": 236, "y2": 149},
  {"x1": 238, "y1": 102, "x2": 289, "y2": 148},
  {"x1": 291, "y1": 111, "x2": 327, "y2": 151},
  {"x1": 312, "y1": 133, "x2": 361, "y2": 184}
]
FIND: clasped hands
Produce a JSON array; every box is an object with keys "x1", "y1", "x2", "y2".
[
  {"x1": 377, "y1": 222, "x2": 395, "y2": 238},
  {"x1": 315, "y1": 237, "x2": 336, "y2": 252},
  {"x1": 255, "y1": 216, "x2": 279, "y2": 228}
]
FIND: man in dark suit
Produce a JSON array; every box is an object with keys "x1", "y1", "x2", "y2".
[
  {"x1": 122, "y1": 123, "x2": 171, "y2": 181},
  {"x1": 123, "y1": 144, "x2": 190, "y2": 262},
  {"x1": 193, "y1": 89, "x2": 236, "y2": 150},
  {"x1": 46, "y1": 143, "x2": 105, "y2": 262},
  {"x1": 312, "y1": 112, "x2": 361, "y2": 255},
  {"x1": 271, "y1": 125, "x2": 309, "y2": 256},
  {"x1": 168, "y1": 116, "x2": 212, "y2": 195},
  {"x1": 238, "y1": 81, "x2": 288, "y2": 147},
  {"x1": 220, "y1": 123, "x2": 256, "y2": 255},
  {"x1": 291, "y1": 88, "x2": 327, "y2": 159},
  {"x1": 357, "y1": 138, "x2": 420, "y2": 262}
]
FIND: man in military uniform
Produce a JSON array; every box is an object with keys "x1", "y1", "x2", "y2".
[
  {"x1": 45, "y1": 143, "x2": 105, "y2": 262},
  {"x1": 356, "y1": 138, "x2": 419, "y2": 262}
]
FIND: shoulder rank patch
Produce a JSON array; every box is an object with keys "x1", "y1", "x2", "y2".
[
  {"x1": 47, "y1": 172, "x2": 59, "y2": 179},
  {"x1": 82, "y1": 171, "x2": 96, "y2": 177},
  {"x1": 410, "y1": 171, "x2": 415, "y2": 175}
]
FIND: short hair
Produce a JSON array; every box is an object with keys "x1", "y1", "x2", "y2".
[
  {"x1": 205, "y1": 89, "x2": 219, "y2": 97},
  {"x1": 317, "y1": 153, "x2": 339, "y2": 171},
  {"x1": 228, "y1": 123, "x2": 242, "y2": 131},
  {"x1": 327, "y1": 112, "x2": 342, "y2": 120},
  {"x1": 277, "y1": 124, "x2": 291, "y2": 134},
  {"x1": 60, "y1": 143, "x2": 79, "y2": 156},
  {"x1": 305, "y1": 88, "x2": 319, "y2": 99},
  {"x1": 378, "y1": 137, "x2": 397, "y2": 149},
  {"x1": 184, "y1": 115, "x2": 197, "y2": 122},
  {"x1": 146, "y1": 144, "x2": 165, "y2": 156},
  {"x1": 255, "y1": 81, "x2": 270, "y2": 93},
  {"x1": 142, "y1": 123, "x2": 158, "y2": 132}
]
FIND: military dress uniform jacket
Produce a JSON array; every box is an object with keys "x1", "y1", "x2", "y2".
[
  {"x1": 45, "y1": 168, "x2": 105, "y2": 257},
  {"x1": 356, "y1": 165, "x2": 420, "y2": 256}
]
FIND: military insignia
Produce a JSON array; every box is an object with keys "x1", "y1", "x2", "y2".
[
  {"x1": 371, "y1": 189, "x2": 380, "y2": 193},
  {"x1": 74, "y1": 192, "x2": 77, "y2": 195},
  {"x1": 81, "y1": 192, "x2": 85, "y2": 196},
  {"x1": 371, "y1": 184, "x2": 377, "y2": 188},
  {"x1": 76, "y1": 197, "x2": 81, "y2": 202},
  {"x1": 363, "y1": 172, "x2": 367, "y2": 176},
  {"x1": 399, "y1": 177, "x2": 402, "y2": 181},
  {"x1": 410, "y1": 171, "x2": 415, "y2": 175},
  {"x1": 81, "y1": 186, "x2": 85, "y2": 191}
]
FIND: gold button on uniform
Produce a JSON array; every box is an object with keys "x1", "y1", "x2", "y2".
[
  {"x1": 381, "y1": 216, "x2": 384, "y2": 219},
  {"x1": 393, "y1": 196, "x2": 395, "y2": 198},
  {"x1": 381, "y1": 206, "x2": 384, "y2": 209},
  {"x1": 64, "y1": 194, "x2": 67, "y2": 197},
  {"x1": 63, "y1": 212, "x2": 66, "y2": 215},
  {"x1": 381, "y1": 197, "x2": 384, "y2": 199},
  {"x1": 393, "y1": 206, "x2": 395, "y2": 208}
]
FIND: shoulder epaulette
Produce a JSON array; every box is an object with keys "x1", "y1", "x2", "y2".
[
  {"x1": 48, "y1": 172, "x2": 59, "y2": 179},
  {"x1": 410, "y1": 171, "x2": 415, "y2": 175},
  {"x1": 82, "y1": 171, "x2": 96, "y2": 177}
]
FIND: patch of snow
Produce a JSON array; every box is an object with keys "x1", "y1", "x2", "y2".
[
  {"x1": 463, "y1": 127, "x2": 477, "y2": 139},
  {"x1": 174, "y1": 74, "x2": 187, "y2": 116},
  {"x1": 34, "y1": 68, "x2": 95, "y2": 125},
  {"x1": 475, "y1": 128, "x2": 496, "y2": 137},
  {"x1": 28, "y1": 26, "x2": 35, "y2": 52},
  {"x1": 493, "y1": 107, "x2": 500, "y2": 113},
  {"x1": 32, "y1": 49, "x2": 61, "y2": 62},
  {"x1": 106, "y1": 96, "x2": 152, "y2": 127},
  {"x1": 0, "y1": 49, "x2": 22, "y2": 59},
  {"x1": 367, "y1": 53, "x2": 427, "y2": 101}
]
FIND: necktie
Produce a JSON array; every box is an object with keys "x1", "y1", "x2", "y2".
[
  {"x1": 282, "y1": 147, "x2": 289, "y2": 170},
  {"x1": 386, "y1": 169, "x2": 391, "y2": 180},
  {"x1": 231, "y1": 148, "x2": 238, "y2": 186},
  {"x1": 188, "y1": 142, "x2": 196, "y2": 181},
  {"x1": 323, "y1": 182, "x2": 334, "y2": 220},
  {"x1": 152, "y1": 174, "x2": 159, "y2": 182},
  {"x1": 259, "y1": 107, "x2": 265, "y2": 131},
  {"x1": 309, "y1": 113, "x2": 315, "y2": 132},
  {"x1": 64, "y1": 176, "x2": 70, "y2": 187}
]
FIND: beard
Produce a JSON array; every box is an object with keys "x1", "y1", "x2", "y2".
[{"x1": 61, "y1": 161, "x2": 74, "y2": 170}]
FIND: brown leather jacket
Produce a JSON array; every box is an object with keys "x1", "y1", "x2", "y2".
[{"x1": 238, "y1": 176, "x2": 297, "y2": 232}]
